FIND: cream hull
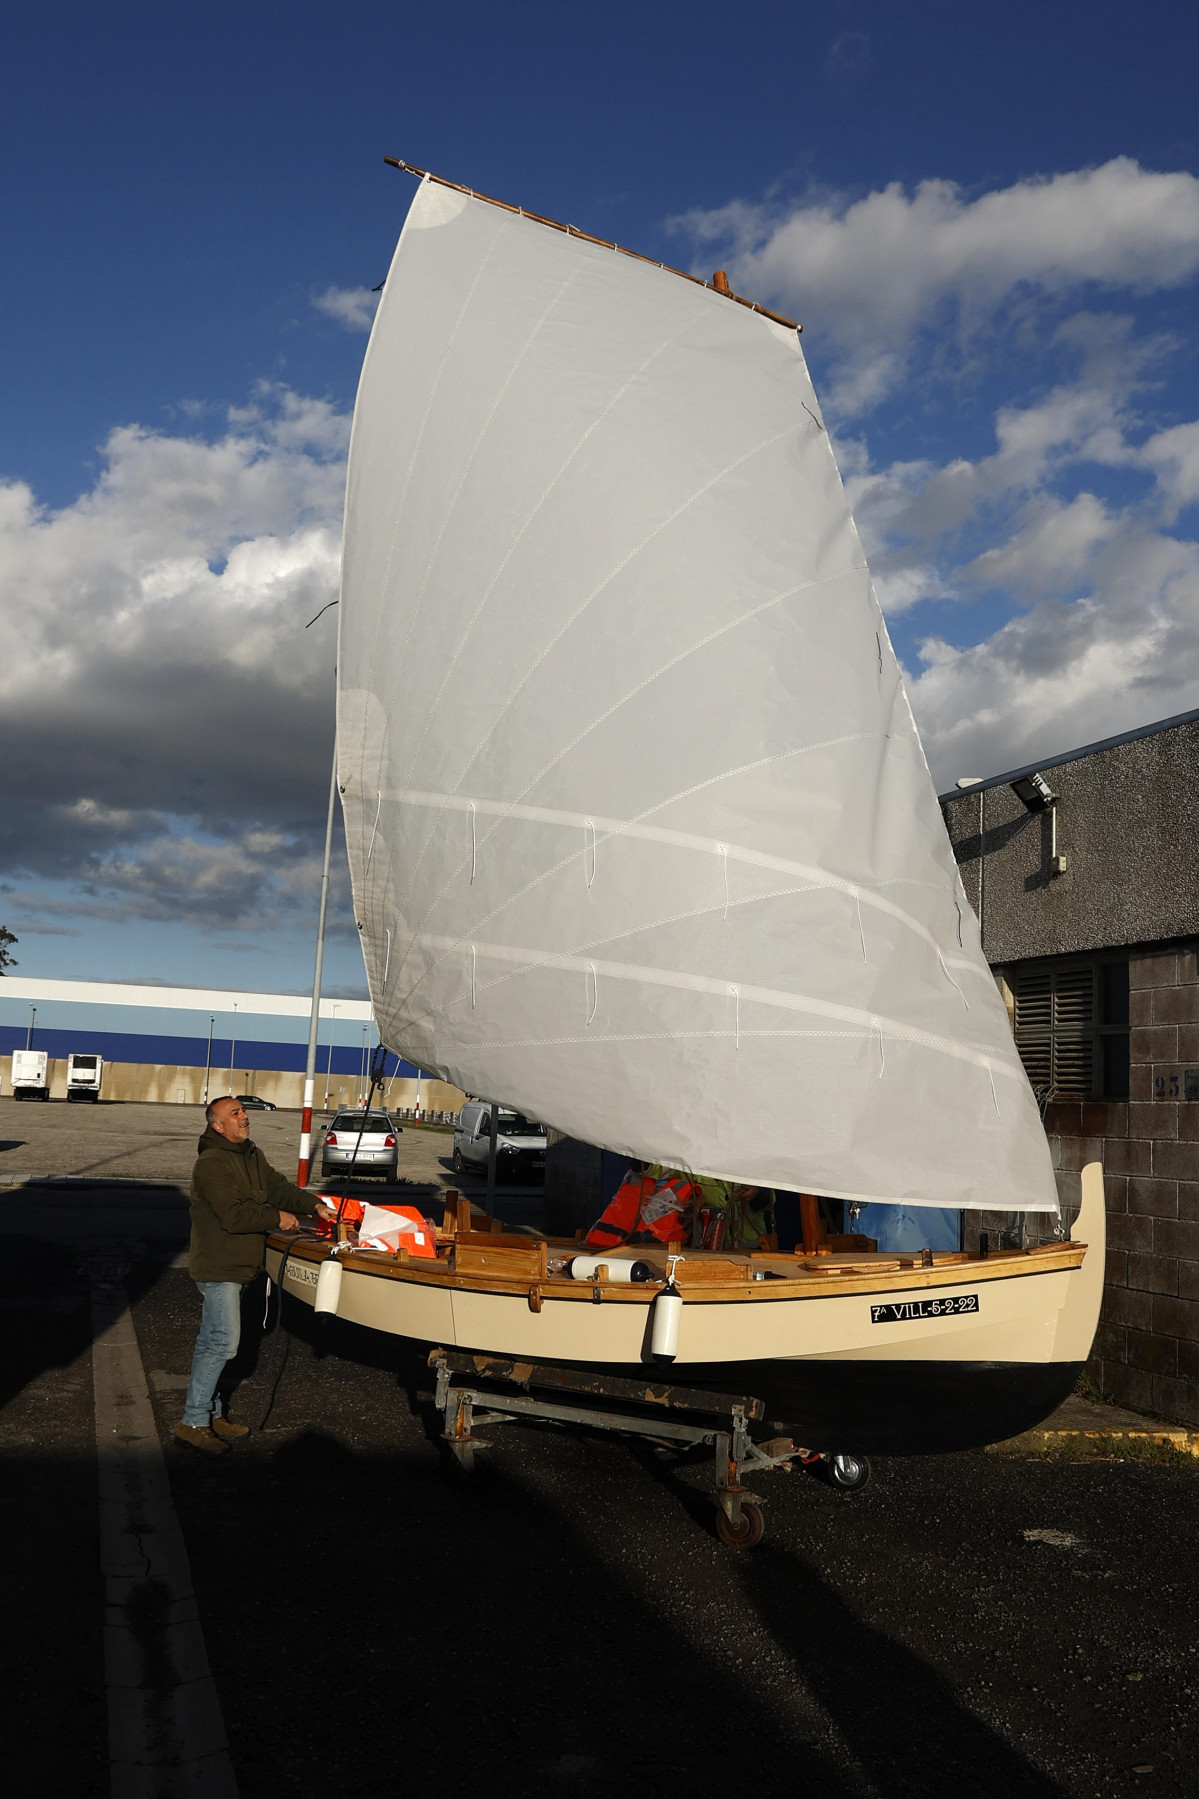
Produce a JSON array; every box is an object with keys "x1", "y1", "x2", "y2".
[{"x1": 269, "y1": 1165, "x2": 1105, "y2": 1453}]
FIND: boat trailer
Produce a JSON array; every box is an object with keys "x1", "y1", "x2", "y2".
[{"x1": 429, "y1": 1349, "x2": 871, "y2": 1548}]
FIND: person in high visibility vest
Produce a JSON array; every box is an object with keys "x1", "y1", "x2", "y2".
[
  {"x1": 585, "y1": 1164, "x2": 702, "y2": 1248},
  {"x1": 586, "y1": 1165, "x2": 772, "y2": 1250},
  {"x1": 692, "y1": 1174, "x2": 771, "y2": 1249}
]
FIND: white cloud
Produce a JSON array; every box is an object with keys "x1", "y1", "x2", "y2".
[
  {"x1": 0, "y1": 388, "x2": 351, "y2": 925},
  {"x1": 313, "y1": 285, "x2": 380, "y2": 332},
  {"x1": 673, "y1": 159, "x2": 1199, "y2": 411}
]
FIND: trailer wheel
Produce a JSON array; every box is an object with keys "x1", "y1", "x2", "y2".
[
  {"x1": 452, "y1": 1146, "x2": 465, "y2": 1174},
  {"x1": 715, "y1": 1502, "x2": 764, "y2": 1549},
  {"x1": 828, "y1": 1453, "x2": 871, "y2": 1492}
]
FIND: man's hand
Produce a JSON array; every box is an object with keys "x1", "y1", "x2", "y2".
[{"x1": 277, "y1": 1209, "x2": 300, "y2": 1231}]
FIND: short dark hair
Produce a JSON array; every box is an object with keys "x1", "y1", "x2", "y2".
[{"x1": 206, "y1": 1096, "x2": 236, "y2": 1127}]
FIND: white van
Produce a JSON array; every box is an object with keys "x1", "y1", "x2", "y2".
[
  {"x1": 11, "y1": 1049, "x2": 49, "y2": 1100},
  {"x1": 67, "y1": 1053, "x2": 103, "y2": 1102},
  {"x1": 452, "y1": 1102, "x2": 547, "y2": 1182}
]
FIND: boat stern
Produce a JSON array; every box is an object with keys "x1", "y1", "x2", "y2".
[{"x1": 1051, "y1": 1160, "x2": 1106, "y2": 1365}]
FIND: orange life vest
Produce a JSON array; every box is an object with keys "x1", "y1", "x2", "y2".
[{"x1": 586, "y1": 1170, "x2": 701, "y2": 1248}]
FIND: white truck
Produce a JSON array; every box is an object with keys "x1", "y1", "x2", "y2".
[
  {"x1": 67, "y1": 1053, "x2": 103, "y2": 1103},
  {"x1": 11, "y1": 1048, "x2": 49, "y2": 1100}
]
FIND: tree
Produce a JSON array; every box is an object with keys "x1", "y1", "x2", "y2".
[{"x1": 0, "y1": 926, "x2": 16, "y2": 973}]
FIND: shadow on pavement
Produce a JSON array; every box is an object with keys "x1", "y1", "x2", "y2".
[
  {"x1": 169, "y1": 1431, "x2": 853, "y2": 1799},
  {"x1": 735, "y1": 1541, "x2": 1068, "y2": 1798}
]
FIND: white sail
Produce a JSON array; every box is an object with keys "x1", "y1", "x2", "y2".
[{"x1": 337, "y1": 176, "x2": 1057, "y2": 1213}]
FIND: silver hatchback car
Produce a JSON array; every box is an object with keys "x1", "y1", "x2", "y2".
[{"x1": 320, "y1": 1110, "x2": 400, "y2": 1180}]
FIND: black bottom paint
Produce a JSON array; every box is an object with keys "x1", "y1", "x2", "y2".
[{"x1": 674, "y1": 1357, "x2": 1085, "y2": 1454}]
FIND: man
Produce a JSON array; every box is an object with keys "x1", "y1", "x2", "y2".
[{"x1": 176, "y1": 1094, "x2": 326, "y2": 1455}]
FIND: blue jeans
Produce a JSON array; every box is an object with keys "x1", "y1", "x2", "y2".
[{"x1": 182, "y1": 1280, "x2": 243, "y2": 1427}]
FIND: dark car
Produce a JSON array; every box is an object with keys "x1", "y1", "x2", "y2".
[
  {"x1": 452, "y1": 1103, "x2": 546, "y2": 1181},
  {"x1": 237, "y1": 1094, "x2": 277, "y2": 1111}
]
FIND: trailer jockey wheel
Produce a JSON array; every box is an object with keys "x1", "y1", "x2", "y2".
[
  {"x1": 828, "y1": 1453, "x2": 871, "y2": 1492},
  {"x1": 715, "y1": 1502, "x2": 764, "y2": 1549}
]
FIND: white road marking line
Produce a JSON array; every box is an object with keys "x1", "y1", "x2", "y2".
[{"x1": 91, "y1": 1266, "x2": 238, "y2": 1798}]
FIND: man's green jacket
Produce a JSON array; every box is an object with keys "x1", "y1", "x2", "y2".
[{"x1": 188, "y1": 1126, "x2": 319, "y2": 1283}]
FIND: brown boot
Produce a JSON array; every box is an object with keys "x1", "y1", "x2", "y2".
[
  {"x1": 175, "y1": 1423, "x2": 230, "y2": 1455},
  {"x1": 211, "y1": 1417, "x2": 251, "y2": 1440}
]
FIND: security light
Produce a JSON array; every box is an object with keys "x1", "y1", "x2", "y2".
[{"x1": 1010, "y1": 771, "x2": 1056, "y2": 812}]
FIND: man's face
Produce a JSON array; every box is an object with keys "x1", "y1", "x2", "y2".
[{"x1": 210, "y1": 1099, "x2": 250, "y2": 1143}]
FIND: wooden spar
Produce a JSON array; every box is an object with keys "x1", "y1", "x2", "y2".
[{"x1": 383, "y1": 157, "x2": 801, "y2": 333}]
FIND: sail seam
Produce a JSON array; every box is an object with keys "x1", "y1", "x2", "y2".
[
  {"x1": 389, "y1": 554, "x2": 866, "y2": 996},
  {"x1": 409, "y1": 933, "x2": 1034, "y2": 1082},
  {"x1": 368, "y1": 246, "x2": 593, "y2": 925},
  {"x1": 383, "y1": 302, "x2": 712, "y2": 915},
  {"x1": 388, "y1": 785, "x2": 987, "y2": 1013},
  {"x1": 353, "y1": 198, "x2": 513, "y2": 870},
  {"x1": 384, "y1": 421, "x2": 820, "y2": 990}
]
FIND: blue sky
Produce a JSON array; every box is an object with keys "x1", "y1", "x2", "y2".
[{"x1": 3, "y1": 0, "x2": 1199, "y2": 994}]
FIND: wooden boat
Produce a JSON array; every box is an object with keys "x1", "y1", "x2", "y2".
[
  {"x1": 302, "y1": 164, "x2": 1107, "y2": 1454},
  {"x1": 269, "y1": 1164, "x2": 1103, "y2": 1454}
]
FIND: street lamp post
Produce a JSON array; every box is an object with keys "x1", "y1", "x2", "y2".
[
  {"x1": 359, "y1": 1024, "x2": 368, "y2": 1107},
  {"x1": 26, "y1": 1005, "x2": 36, "y2": 1050},
  {"x1": 228, "y1": 1002, "x2": 238, "y2": 1096},
  {"x1": 202, "y1": 1014, "x2": 215, "y2": 1106}
]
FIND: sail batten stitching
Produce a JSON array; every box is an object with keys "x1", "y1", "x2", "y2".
[
  {"x1": 387, "y1": 729, "x2": 892, "y2": 997},
  {"x1": 587, "y1": 964, "x2": 598, "y2": 1025},
  {"x1": 586, "y1": 819, "x2": 597, "y2": 889},
  {"x1": 372, "y1": 249, "x2": 593, "y2": 920},
  {"x1": 380, "y1": 303, "x2": 711, "y2": 933},
  {"x1": 353, "y1": 200, "x2": 512, "y2": 870},
  {"x1": 365, "y1": 791, "x2": 382, "y2": 866},
  {"x1": 388, "y1": 551, "x2": 865, "y2": 994},
  {"x1": 389, "y1": 789, "x2": 987, "y2": 1012},
  {"x1": 383, "y1": 423, "x2": 824, "y2": 993},
  {"x1": 406, "y1": 933, "x2": 1034, "y2": 1081},
  {"x1": 470, "y1": 802, "x2": 477, "y2": 884},
  {"x1": 938, "y1": 949, "x2": 970, "y2": 1010}
]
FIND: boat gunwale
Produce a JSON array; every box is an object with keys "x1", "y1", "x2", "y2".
[{"x1": 267, "y1": 1233, "x2": 1086, "y2": 1305}]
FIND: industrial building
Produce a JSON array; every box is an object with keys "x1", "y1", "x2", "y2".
[
  {"x1": 942, "y1": 705, "x2": 1199, "y2": 1426},
  {"x1": 0, "y1": 976, "x2": 464, "y2": 1115}
]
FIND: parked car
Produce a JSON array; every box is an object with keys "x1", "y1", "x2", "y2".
[
  {"x1": 320, "y1": 1110, "x2": 400, "y2": 1180},
  {"x1": 452, "y1": 1103, "x2": 546, "y2": 1182},
  {"x1": 237, "y1": 1094, "x2": 277, "y2": 1111}
]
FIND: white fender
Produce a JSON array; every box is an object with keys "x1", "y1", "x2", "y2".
[
  {"x1": 1053, "y1": 1161, "x2": 1106, "y2": 1363},
  {"x1": 651, "y1": 1285, "x2": 682, "y2": 1363},
  {"x1": 314, "y1": 1257, "x2": 344, "y2": 1316}
]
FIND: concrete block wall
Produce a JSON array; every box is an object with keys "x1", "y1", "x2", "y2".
[{"x1": 1043, "y1": 944, "x2": 1199, "y2": 1425}]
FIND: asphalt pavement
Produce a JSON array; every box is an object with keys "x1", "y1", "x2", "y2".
[{"x1": 2, "y1": 1099, "x2": 1196, "y2": 1797}]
